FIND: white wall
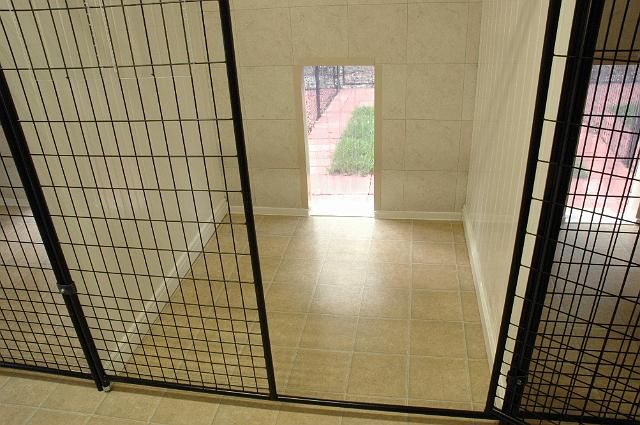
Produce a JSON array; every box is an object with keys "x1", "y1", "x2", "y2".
[
  {"x1": 463, "y1": 0, "x2": 551, "y2": 359},
  {"x1": 465, "y1": 0, "x2": 640, "y2": 373},
  {"x1": 231, "y1": 0, "x2": 481, "y2": 215}
]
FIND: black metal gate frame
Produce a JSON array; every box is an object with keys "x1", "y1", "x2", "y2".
[
  {"x1": 487, "y1": 1, "x2": 640, "y2": 424},
  {"x1": 0, "y1": 0, "x2": 614, "y2": 423},
  {"x1": 499, "y1": 0, "x2": 606, "y2": 422},
  {"x1": 0, "y1": 64, "x2": 110, "y2": 391},
  {"x1": 483, "y1": 1, "x2": 564, "y2": 423}
]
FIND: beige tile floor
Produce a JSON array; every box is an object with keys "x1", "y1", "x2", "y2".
[
  {"x1": 110, "y1": 215, "x2": 491, "y2": 409},
  {"x1": 0, "y1": 212, "x2": 493, "y2": 419},
  {"x1": 0, "y1": 369, "x2": 498, "y2": 425},
  {"x1": 2, "y1": 204, "x2": 637, "y2": 422},
  {"x1": 253, "y1": 216, "x2": 491, "y2": 411}
]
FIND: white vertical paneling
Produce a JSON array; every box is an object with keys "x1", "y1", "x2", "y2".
[{"x1": 464, "y1": 0, "x2": 551, "y2": 360}]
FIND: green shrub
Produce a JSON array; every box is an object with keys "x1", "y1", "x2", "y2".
[{"x1": 329, "y1": 106, "x2": 375, "y2": 176}]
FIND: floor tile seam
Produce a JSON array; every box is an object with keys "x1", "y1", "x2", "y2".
[
  {"x1": 269, "y1": 298, "x2": 480, "y2": 323},
  {"x1": 26, "y1": 379, "x2": 59, "y2": 411},
  {"x1": 279, "y1": 229, "x2": 328, "y2": 391},
  {"x1": 344, "y1": 392, "x2": 477, "y2": 406},
  {"x1": 341, "y1": 251, "x2": 370, "y2": 401},
  {"x1": 457, "y1": 274, "x2": 475, "y2": 405},
  {"x1": 283, "y1": 346, "x2": 478, "y2": 361},
  {"x1": 25, "y1": 405, "x2": 94, "y2": 424},
  {"x1": 280, "y1": 312, "x2": 478, "y2": 322},
  {"x1": 407, "y1": 227, "x2": 415, "y2": 405},
  {"x1": 45, "y1": 380, "x2": 107, "y2": 417},
  {"x1": 87, "y1": 412, "x2": 148, "y2": 424},
  {"x1": 9, "y1": 399, "x2": 40, "y2": 425}
]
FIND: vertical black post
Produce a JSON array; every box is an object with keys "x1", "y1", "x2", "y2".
[
  {"x1": 218, "y1": 0, "x2": 278, "y2": 400},
  {"x1": 486, "y1": 0, "x2": 562, "y2": 415},
  {"x1": 314, "y1": 66, "x2": 321, "y2": 120},
  {"x1": 0, "y1": 70, "x2": 110, "y2": 391},
  {"x1": 500, "y1": 0, "x2": 605, "y2": 418}
]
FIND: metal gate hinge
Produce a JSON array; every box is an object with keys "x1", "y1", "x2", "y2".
[
  {"x1": 57, "y1": 282, "x2": 77, "y2": 295},
  {"x1": 507, "y1": 370, "x2": 528, "y2": 387}
]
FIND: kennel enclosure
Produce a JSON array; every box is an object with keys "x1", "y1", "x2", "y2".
[{"x1": 0, "y1": 1, "x2": 638, "y2": 424}]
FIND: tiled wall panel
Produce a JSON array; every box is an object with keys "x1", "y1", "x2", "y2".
[{"x1": 231, "y1": 0, "x2": 481, "y2": 213}]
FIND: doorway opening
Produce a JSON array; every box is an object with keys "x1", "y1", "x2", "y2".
[
  {"x1": 303, "y1": 65, "x2": 375, "y2": 217},
  {"x1": 566, "y1": 64, "x2": 640, "y2": 224}
]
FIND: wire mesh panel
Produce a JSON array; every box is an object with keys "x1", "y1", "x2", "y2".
[
  {"x1": 0, "y1": 130, "x2": 91, "y2": 376},
  {"x1": 0, "y1": 0, "x2": 272, "y2": 395},
  {"x1": 303, "y1": 66, "x2": 340, "y2": 132},
  {"x1": 491, "y1": 1, "x2": 640, "y2": 423}
]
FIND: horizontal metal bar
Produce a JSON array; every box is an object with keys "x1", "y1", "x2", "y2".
[
  {"x1": 106, "y1": 374, "x2": 270, "y2": 400},
  {"x1": 1, "y1": 61, "x2": 226, "y2": 72},
  {"x1": 275, "y1": 395, "x2": 491, "y2": 419},
  {"x1": 520, "y1": 409, "x2": 637, "y2": 425},
  {"x1": 18, "y1": 119, "x2": 232, "y2": 123},
  {"x1": 0, "y1": 0, "x2": 220, "y2": 13},
  {"x1": 0, "y1": 367, "x2": 499, "y2": 421}
]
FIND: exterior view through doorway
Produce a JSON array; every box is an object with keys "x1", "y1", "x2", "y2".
[
  {"x1": 566, "y1": 64, "x2": 640, "y2": 224},
  {"x1": 303, "y1": 65, "x2": 375, "y2": 217}
]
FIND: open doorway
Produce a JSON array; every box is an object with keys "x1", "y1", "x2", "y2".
[
  {"x1": 566, "y1": 64, "x2": 640, "y2": 223},
  {"x1": 303, "y1": 65, "x2": 375, "y2": 217}
]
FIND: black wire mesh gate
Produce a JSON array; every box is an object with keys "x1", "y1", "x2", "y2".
[
  {"x1": 0, "y1": 0, "x2": 275, "y2": 397},
  {"x1": 0, "y1": 0, "x2": 638, "y2": 423},
  {"x1": 489, "y1": 0, "x2": 640, "y2": 424},
  {"x1": 0, "y1": 80, "x2": 106, "y2": 387}
]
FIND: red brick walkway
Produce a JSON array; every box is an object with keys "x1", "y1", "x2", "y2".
[
  {"x1": 307, "y1": 88, "x2": 375, "y2": 216},
  {"x1": 568, "y1": 78, "x2": 640, "y2": 222}
]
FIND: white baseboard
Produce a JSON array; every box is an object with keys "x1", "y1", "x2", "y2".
[
  {"x1": 230, "y1": 206, "x2": 461, "y2": 220},
  {"x1": 462, "y1": 207, "x2": 498, "y2": 367},
  {"x1": 110, "y1": 199, "x2": 229, "y2": 368},
  {"x1": 375, "y1": 210, "x2": 463, "y2": 221},
  {"x1": 230, "y1": 206, "x2": 462, "y2": 221},
  {"x1": 230, "y1": 205, "x2": 309, "y2": 217}
]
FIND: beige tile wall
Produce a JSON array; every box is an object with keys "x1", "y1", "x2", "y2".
[
  {"x1": 463, "y1": 0, "x2": 550, "y2": 358},
  {"x1": 231, "y1": 0, "x2": 481, "y2": 213}
]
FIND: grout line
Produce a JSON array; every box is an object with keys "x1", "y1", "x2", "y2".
[
  {"x1": 405, "y1": 220, "x2": 414, "y2": 406},
  {"x1": 0, "y1": 376, "x2": 10, "y2": 392},
  {"x1": 259, "y1": 216, "x2": 299, "y2": 391},
  {"x1": 19, "y1": 400, "x2": 39, "y2": 425},
  {"x1": 144, "y1": 389, "x2": 164, "y2": 425},
  {"x1": 458, "y1": 269, "x2": 475, "y2": 406},
  {"x1": 341, "y1": 236, "x2": 371, "y2": 403},
  {"x1": 276, "y1": 216, "x2": 328, "y2": 394}
]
